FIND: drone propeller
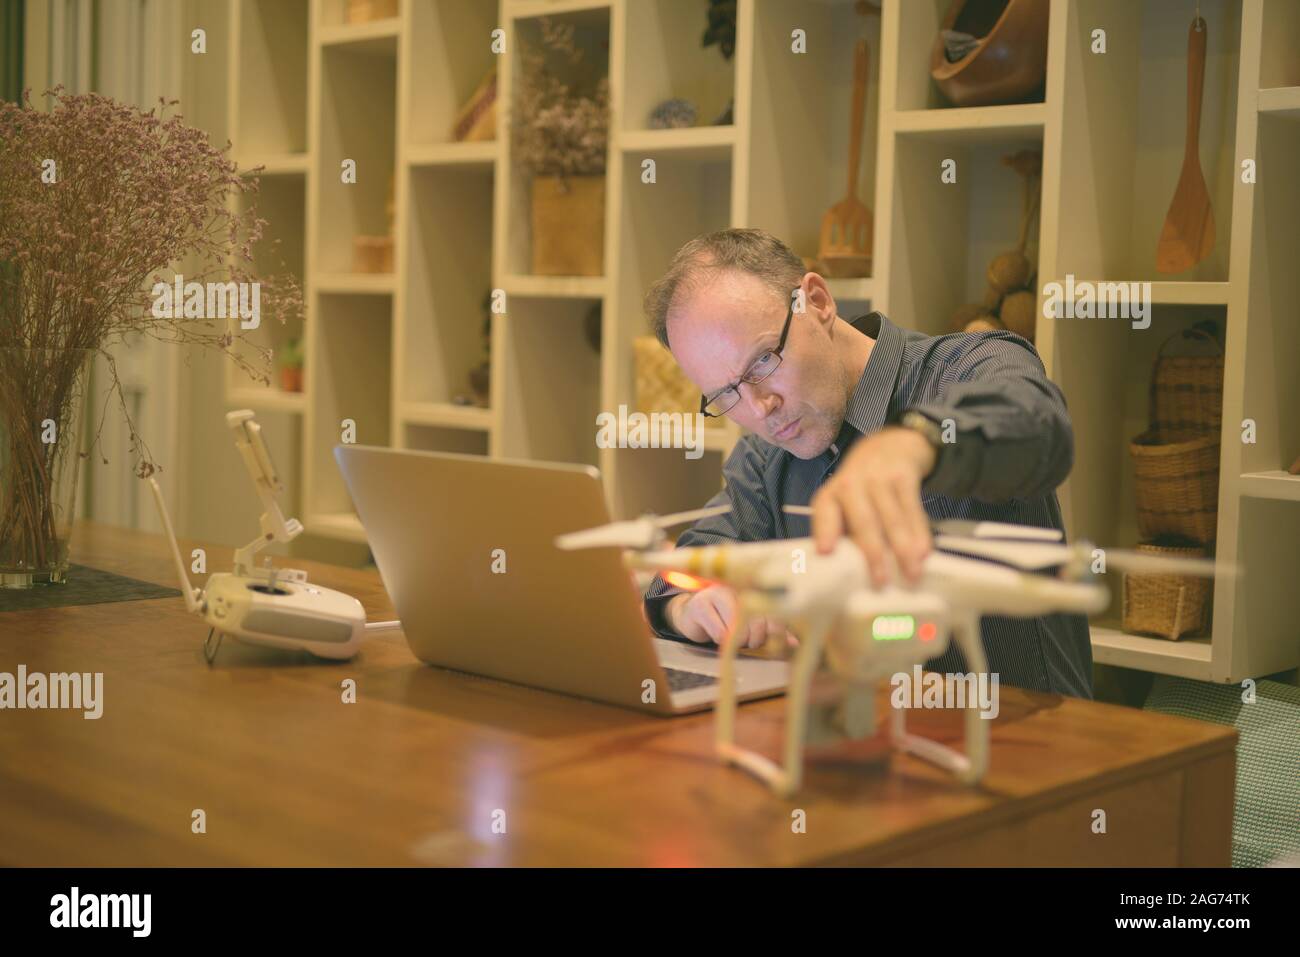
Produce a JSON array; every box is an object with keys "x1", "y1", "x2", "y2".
[
  {"x1": 931, "y1": 519, "x2": 1063, "y2": 542},
  {"x1": 934, "y1": 534, "x2": 1233, "y2": 579},
  {"x1": 555, "y1": 504, "x2": 731, "y2": 552},
  {"x1": 786, "y1": 508, "x2": 1065, "y2": 544}
]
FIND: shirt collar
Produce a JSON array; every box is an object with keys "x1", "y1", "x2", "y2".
[{"x1": 836, "y1": 311, "x2": 905, "y2": 447}]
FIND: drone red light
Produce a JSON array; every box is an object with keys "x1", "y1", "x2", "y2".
[{"x1": 664, "y1": 570, "x2": 707, "y2": 592}]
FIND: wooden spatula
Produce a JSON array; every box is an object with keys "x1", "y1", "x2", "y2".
[
  {"x1": 819, "y1": 39, "x2": 873, "y2": 277},
  {"x1": 1156, "y1": 15, "x2": 1215, "y2": 274}
]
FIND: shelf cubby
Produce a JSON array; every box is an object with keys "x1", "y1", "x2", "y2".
[
  {"x1": 406, "y1": 0, "x2": 499, "y2": 148},
  {"x1": 500, "y1": 4, "x2": 611, "y2": 279},
  {"x1": 893, "y1": 0, "x2": 1049, "y2": 111},
  {"x1": 496, "y1": 297, "x2": 603, "y2": 468},
  {"x1": 306, "y1": 294, "x2": 393, "y2": 522},
  {"x1": 1228, "y1": 496, "x2": 1300, "y2": 676},
  {"x1": 404, "y1": 423, "x2": 490, "y2": 456},
  {"x1": 230, "y1": 0, "x2": 310, "y2": 159},
  {"x1": 888, "y1": 131, "x2": 1043, "y2": 338},
  {"x1": 1258, "y1": 0, "x2": 1300, "y2": 90},
  {"x1": 1055, "y1": 306, "x2": 1227, "y2": 575},
  {"x1": 613, "y1": 447, "x2": 725, "y2": 524},
  {"x1": 317, "y1": 41, "x2": 398, "y2": 275},
  {"x1": 607, "y1": 139, "x2": 733, "y2": 511},
  {"x1": 1239, "y1": 110, "x2": 1300, "y2": 479},
  {"x1": 224, "y1": 174, "x2": 308, "y2": 409},
  {"x1": 614, "y1": 147, "x2": 731, "y2": 377},
  {"x1": 621, "y1": 0, "x2": 736, "y2": 132},
  {"x1": 1056, "y1": 0, "x2": 1241, "y2": 283},
  {"x1": 748, "y1": 0, "x2": 880, "y2": 275},
  {"x1": 318, "y1": 0, "x2": 401, "y2": 31},
  {"x1": 400, "y1": 163, "x2": 495, "y2": 409}
]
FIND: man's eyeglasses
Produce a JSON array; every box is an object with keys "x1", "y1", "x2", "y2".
[{"x1": 700, "y1": 296, "x2": 796, "y2": 418}]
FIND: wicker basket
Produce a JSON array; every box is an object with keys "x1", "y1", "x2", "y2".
[
  {"x1": 531, "y1": 175, "x2": 605, "y2": 277},
  {"x1": 345, "y1": 0, "x2": 399, "y2": 24},
  {"x1": 1150, "y1": 321, "x2": 1224, "y2": 435},
  {"x1": 1130, "y1": 429, "x2": 1220, "y2": 542},
  {"x1": 1123, "y1": 540, "x2": 1212, "y2": 640},
  {"x1": 634, "y1": 337, "x2": 697, "y2": 416}
]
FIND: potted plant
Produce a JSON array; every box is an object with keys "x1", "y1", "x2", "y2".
[
  {"x1": 278, "y1": 336, "x2": 305, "y2": 393},
  {"x1": 467, "y1": 291, "x2": 492, "y2": 407},
  {"x1": 512, "y1": 16, "x2": 610, "y2": 276},
  {"x1": 0, "y1": 88, "x2": 302, "y2": 587}
]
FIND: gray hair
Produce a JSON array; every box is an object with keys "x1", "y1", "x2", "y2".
[{"x1": 643, "y1": 228, "x2": 806, "y2": 349}]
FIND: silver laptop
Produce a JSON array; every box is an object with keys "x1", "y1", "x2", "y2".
[{"x1": 334, "y1": 445, "x2": 789, "y2": 714}]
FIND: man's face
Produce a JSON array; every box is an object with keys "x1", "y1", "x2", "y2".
[{"x1": 667, "y1": 271, "x2": 848, "y2": 459}]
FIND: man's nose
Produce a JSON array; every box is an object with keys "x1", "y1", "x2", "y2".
[{"x1": 741, "y1": 381, "x2": 780, "y2": 419}]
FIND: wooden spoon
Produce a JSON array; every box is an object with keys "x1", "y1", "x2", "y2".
[
  {"x1": 819, "y1": 38, "x2": 873, "y2": 277},
  {"x1": 1156, "y1": 15, "x2": 1214, "y2": 274}
]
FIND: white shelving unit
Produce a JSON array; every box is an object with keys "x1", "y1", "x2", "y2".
[{"x1": 217, "y1": 0, "x2": 1298, "y2": 685}]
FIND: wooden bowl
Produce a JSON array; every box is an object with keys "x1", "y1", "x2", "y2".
[{"x1": 930, "y1": 0, "x2": 1050, "y2": 108}]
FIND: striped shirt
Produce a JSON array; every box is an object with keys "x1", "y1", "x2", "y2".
[{"x1": 644, "y1": 311, "x2": 1094, "y2": 699}]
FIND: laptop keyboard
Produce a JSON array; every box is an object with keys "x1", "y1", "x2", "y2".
[{"x1": 664, "y1": 667, "x2": 719, "y2": 693}]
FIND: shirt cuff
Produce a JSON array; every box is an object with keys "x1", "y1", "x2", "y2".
[
  {"x1": 645, "y1": 592, "x2": 689, "y2": 642},
  {"x1": 893, "y1": 405, "x2": 987, "y2": 499}
]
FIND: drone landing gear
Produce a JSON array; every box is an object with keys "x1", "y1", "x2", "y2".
[
  {"x1": 715, "y1": 606, "x2": 833, "y2": 798},
  {"x1": 889, "y1": 613, "x2": 990, "y2": 785},
  {"x1": 715, "y1": 608, "x2": 991, "y2": 795}
]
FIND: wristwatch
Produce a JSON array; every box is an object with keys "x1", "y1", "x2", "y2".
[{"x1": 897, "y1": 410, "x2": 944, "y2": 480}]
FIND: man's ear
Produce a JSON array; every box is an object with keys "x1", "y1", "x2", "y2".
[{"x1": 801, "y1": 273, "x2": 837, "y2": 330}]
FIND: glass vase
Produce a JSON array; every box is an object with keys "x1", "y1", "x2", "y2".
[{"x1": 0, "y1": 348, "x2": 93, "y2": 588}]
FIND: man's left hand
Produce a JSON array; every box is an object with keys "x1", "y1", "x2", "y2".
[{"x1": 810, "y1": 426, "x2": 935, "y2": 587}]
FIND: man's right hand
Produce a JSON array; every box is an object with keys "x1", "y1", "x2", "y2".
[{"x1": 666, "y1": 585, "x2": 795, "y2": 649}]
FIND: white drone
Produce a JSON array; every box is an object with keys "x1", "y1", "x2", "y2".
[{"x1": 558, "y1": 505, "x2": 1228, "y2": 797}]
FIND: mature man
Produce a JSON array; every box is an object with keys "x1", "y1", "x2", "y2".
[{"x1": 641, "y1": 228, "x2": 1092, "y2": 698}]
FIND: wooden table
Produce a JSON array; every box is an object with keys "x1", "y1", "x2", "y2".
[{"x1": 0, "y1": 521, "x2": 1237, "y2": 866}]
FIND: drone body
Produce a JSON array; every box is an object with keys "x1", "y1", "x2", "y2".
[
  {"x1": 628, "y1": 536, "x2": 1110, "y2": 795},
  {"x1": 559, "y1": 507, "x2": 1223, "y2": 797}
]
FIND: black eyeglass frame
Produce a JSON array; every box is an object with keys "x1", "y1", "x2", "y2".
[{"x1": 698, "y1": 296, "x2": 797, "y2": 418}]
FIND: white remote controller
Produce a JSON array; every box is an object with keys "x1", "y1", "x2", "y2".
[{"x1": 147, "y1": 410, "x2": 370, "y2": 662}]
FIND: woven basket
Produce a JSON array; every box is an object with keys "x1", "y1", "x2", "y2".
[
  {"x1": 345, "y1": 0, "x2": 398, "y2": 24},
  {"x1": 1123, "y1": 540, "x2": 1212, "y2": 640},
  {"x1": 634, "y1": 337, "x2": 697, "y2": 416},
  {"x1": 531, "y1": 175, "x2": 605, "y2": 277},
  {"x1": 1151, "y1": 321, "x2": 1224, "y2": 434},
  {"x1": 1130, "y1": 429, "x2": 1220, "y2": 542}
]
